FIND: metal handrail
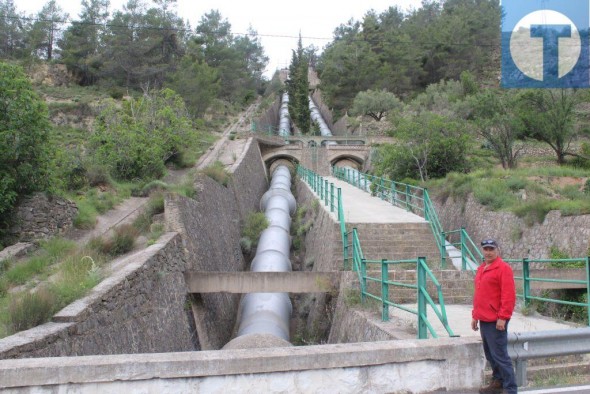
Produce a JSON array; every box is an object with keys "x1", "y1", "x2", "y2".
[
  {"x1": 353, "y1": 231, "x2": 456, "y2": 339},
  {"x1": 505, "y1": 257, "x2": 590, "y2": 326},
  {"x1": 332, "y1": 166, "x2": 447, "y2": 267},
  {"x1": 298, "y1": 165, "x2": 455, "y2": 339},
  {"x1": 296, "y1": 165, "x2": 348, "y2": 269},
  {"x1": 444, "y1": 227, "x2": 483, "y2": 272}
]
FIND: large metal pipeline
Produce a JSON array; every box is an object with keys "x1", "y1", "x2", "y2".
[
  {"x1": 278, "y1": 92, "x2": 291, "y2": 138},
  {"x1": 233, "y1": 165, "x2": 296, "y2": 342},
  {"x1": 309, "y1": 96, "x2": 337, "y2": 146}
]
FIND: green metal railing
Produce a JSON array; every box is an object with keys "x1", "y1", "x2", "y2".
[
  {"x1": 348, "y1": 228, "x2": 456, "y2": 339},
  {"x1": 297, "y1": 165, "x2": 348, "y2": 267},
  {"x1": 332, "y1": 166, "x2": 447, "y2": 267},
  {"x1": 505, "y1": 257, "x2": 590, "y2": 326},
  {"x1": 443, "y1": 227, "x2": 483, "y2": 271},
  {"x1": 297, "y1": 165, "x2": 456, "y2": 337}
]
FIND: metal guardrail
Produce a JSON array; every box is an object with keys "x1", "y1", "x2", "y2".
[{"x1": 509, "y1": 327, "x2": 590, "y2": 386}]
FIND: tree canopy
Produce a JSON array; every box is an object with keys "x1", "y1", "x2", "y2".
[{"x1": 0, "y1": 62, "x2": 52, "y2": 223}]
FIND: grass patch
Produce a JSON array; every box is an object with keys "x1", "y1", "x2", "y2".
[
  {"x1": 4, "y1": 256, "x2": 50, "y2": 285},
  {"x1": 201, "y1": 161, "x2": 230, "y2": 186},
  {"x1": 513, "y1": 199, "x2": 554, "y2": 226},
  {"x1": 7, "y1": 289, "x2": 56, "y2": 333},
  {"x1": 472, "y1": 179, "x2": 516, "y2": 210},
  {"x1": 89, "y1": 224, "x2": 138, "y2": 256},
  {"x1": 73, "y1": 199, "x2": 98, "y2": 229},
  {"x1": 52, "y1": 254, "x2": 102, "y2": 306}
]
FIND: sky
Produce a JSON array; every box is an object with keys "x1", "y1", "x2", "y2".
[{"x1": 19, "y1": 0, "x2": 423, "y2": 78}]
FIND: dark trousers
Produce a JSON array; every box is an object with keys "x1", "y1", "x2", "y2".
[{"x1": 480, "y1": 321, "x2": 517, "y2": 393}]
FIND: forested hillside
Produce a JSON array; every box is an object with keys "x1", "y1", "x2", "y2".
[
  {"x1": 0, "y1": 0, "x2": 268, "y2": 110},
  {"x1": 317, "y1": 0, "x2": 501, "y2": 112}
]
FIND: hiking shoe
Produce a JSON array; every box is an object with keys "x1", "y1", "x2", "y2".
[{"x1": 478, "y1": 379, "x2": 503, "y2": 394}]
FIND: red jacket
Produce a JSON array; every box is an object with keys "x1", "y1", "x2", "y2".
[{"x1": 472, "y1": 256, "x2": 516, "y2": 322}]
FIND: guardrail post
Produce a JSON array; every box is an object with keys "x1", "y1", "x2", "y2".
[
  {"x1": 417, "y1": 257, "x2": 428, "y2": 339},
  {"x1": 382, "y1": 259, "x2": 389, "y2": 322},
  {"x1": 405, "y1": 184, "x2": 410, "y2": 211},
  {"x1": 379, "y1": 177, "x2": 385, "y2": 200},
  {"x1": 319, "y1": 176, "x2": 324, "y2": 200},
  {"x1": 324, "y1": 179, "x2": 329, "y2": 206},
  {"x1": 515, "y1": 360, "x2": 528, "y2": 387},
  {"x1": 330, "y1": 183, "x2": 334, "y2": 212},
  {"x1": 523, "y1": 258, "x2": 530, "y2": 307}
]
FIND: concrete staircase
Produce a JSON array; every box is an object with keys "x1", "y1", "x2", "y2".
[{"x1": 350, "y1": 222, "x2": 441, "y2": 264}]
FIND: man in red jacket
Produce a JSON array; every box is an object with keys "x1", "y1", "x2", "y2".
[{"x1": 471, "y1": 239, "x2": 517, "y2": 394}]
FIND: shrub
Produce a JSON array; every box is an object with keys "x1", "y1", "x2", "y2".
[
  {"x1": 4, "y1": 256, "x2": 49, "y2": 285},
  {"x1": 90, "y1": 89, "x2": 196, "y2": 181},
  {"x1": 93, "y1": 224, "x2": 138, "y2": 256},
  {"x1": 513, "y1": 199, "x2": 554, "y2": 226},
  {"x1": 52, "y1": 255, "x2": 101, "y2": 306},
  {"x1": 0, "y1": 63, "x2": 52, "y2": 224},
  {"x1": 133, "y1": 193, "x2": 165, "y2": 234},
  {"x1": 8, "y1": 289, "x2": 56, "y2": 333},
  {"x1": 137, "y1": 180, "x2": 168, "y2": 197},
  {"x1": 241, "y1": 212, "x2": 269, "y2": 247}
]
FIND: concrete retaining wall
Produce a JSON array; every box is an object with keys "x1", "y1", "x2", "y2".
[
  {"x1": 434, "y1": 194, "x2": 590, "y2": 259},
  {"x1": 0, "y1": 232, "x2": 196, "y2": 359},
  {"x1": 0, "y1": 337, "x2": 485, "y2": 393}
]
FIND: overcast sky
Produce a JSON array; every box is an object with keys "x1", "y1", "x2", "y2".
[{"x1": 20, "y1": 0, "x2": 423, "y2": 78}]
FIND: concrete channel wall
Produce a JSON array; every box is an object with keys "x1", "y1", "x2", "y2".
[
  {"x1": 0, "y1": 337, "x2": 485, "y2": 393},
  {"x1": 0, "y1": 138, "x2": 269, "y2": 359}
]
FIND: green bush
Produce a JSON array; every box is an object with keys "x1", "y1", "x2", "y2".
[
  {"x1": 90, "y1": 89, "x2": 197, "y2": 181},
  {"x1": 52, "y1": 255, "x2": 101, "y2": 306},
  {"x1": 241, "y1": 212, "x2": 269, "y2": 247},
  {"x1": 0, "y1": 63, "x2": 52, "y2": 224},
  {"x1": 73, "y1": 199, "x2": 98, "y2": 229},
  {"x1": 4, "y1": 256, "x2": 49, "y2": 285}
]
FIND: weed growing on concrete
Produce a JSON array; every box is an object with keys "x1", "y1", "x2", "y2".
[
  {"x1": 8, "y1": 289, "x2": 56, "y2": 333},
  {"x1": 240, "y1": 212, "x2": 268, "y2": 253},
  {"x1": 201, "y1": 161, "x2": 230, "y2": 186},
  {"x1": 89, "y1": 224, "x2": 138, "y2": 256}
]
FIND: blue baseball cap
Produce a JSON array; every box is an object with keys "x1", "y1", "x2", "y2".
[{"x1": 481, "y1": 239, "x2": 498, "y2": 248}]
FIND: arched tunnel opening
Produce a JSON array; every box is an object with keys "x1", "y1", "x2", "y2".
[{"x1": 331, "y1": 157, "x2": 363, "y2": 171}]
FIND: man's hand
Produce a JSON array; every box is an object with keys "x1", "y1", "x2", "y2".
[
  {"x1": 496, "y1": 319, "x2": 506, "y2": 331},
  {"x1": 471, "y1": 318, "x2": 479, "y2": 331}
]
